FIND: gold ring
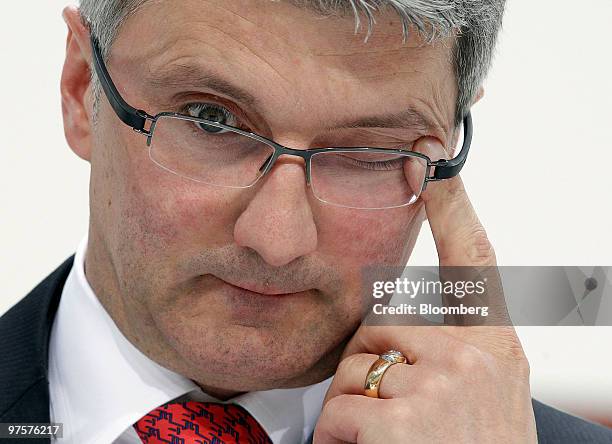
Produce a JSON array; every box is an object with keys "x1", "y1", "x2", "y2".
[{"x1": 364, "y1": 350, "x2": 407, "y2": 398}]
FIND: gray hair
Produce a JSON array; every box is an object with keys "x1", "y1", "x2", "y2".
[{"x1": 80, "y1": 0, "x2": 505, "y2": 126}]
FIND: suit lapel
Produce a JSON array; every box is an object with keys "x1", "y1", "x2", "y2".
[
  {"x1": 0, "y1": 256, "x2": 74, "y2": 423},
  {"x1": 305, "y1": 432, "x2": 314, "y2": 444}
]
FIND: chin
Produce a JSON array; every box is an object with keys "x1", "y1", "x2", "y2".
[{"x1": 159, "y1": 316, "x2": 339, "y2": 391}]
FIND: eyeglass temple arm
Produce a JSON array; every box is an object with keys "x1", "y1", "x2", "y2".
[
  {"x1": 90, "y1": 34, "x2": 154, "y2": 133},
  {"x1": 431, "y1": 111, "x2": 473, "y2": 180}
]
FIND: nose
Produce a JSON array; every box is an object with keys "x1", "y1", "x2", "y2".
[{"x1": 233, "y1": 156, "x2": 318, "y2": 267}]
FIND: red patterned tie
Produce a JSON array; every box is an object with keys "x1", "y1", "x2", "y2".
[{"x1": 133, "y1": 401, "x2": 273, "y2": 444}]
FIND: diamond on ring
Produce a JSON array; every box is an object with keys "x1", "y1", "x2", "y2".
[
  {"x1": 380, "y1": 350, "x2": 405, "y2": 362},
  {"x1": 364, "y1": 349, "x2": 408, "y2": 398}
]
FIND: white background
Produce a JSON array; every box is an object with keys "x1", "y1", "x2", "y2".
[{"x1": 1, "y1": 0, "x2": 611, "y2": 425}]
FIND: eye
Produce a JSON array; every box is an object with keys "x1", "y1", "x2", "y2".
[
  {"x1": 350, "y1": 157, "x2": 405, "y2": 171},
  {"x1": 338, "y1": 153, "x2": 406, "y2": 171},
  {"x1": 184, "y1": 103, "x2": 241, "y2": 134}
]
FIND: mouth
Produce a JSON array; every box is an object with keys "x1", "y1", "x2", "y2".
[
  {"x1": 208, "y1": 276, "x2": 312, "y2": 322},
  {"x1": 219, "y1": 276, "x2": 308, "y2": 296}
]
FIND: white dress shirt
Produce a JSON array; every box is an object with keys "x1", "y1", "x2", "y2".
[{"x1": 48, "y1": 235, "x2": 332, "y2": 444}]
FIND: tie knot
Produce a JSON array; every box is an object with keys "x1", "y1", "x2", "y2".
[{"x1": 134, "y1": 401, "x2": 273, "y2": 444}]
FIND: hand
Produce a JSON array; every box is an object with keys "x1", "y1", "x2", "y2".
[{"x1": 313, "y1": 138, "x2": 537, "y2": 443}]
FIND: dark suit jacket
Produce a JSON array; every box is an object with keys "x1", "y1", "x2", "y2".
[{"x1": 2, "y1": 257, "x2": 612, "y2": 444}]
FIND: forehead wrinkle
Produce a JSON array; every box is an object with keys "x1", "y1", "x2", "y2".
[
  {"x1": 144, "y1": 59, "x2": 258, "y2": 108},
  {"x1": 422, "y1": 69, "x2": 457, "y2": 134},
  {"x1": 144, "y1": 22, "x2": 296, "y2": 96},
  {"x1": 207, "y1": 0, "x2": 289, "y2": 42},
  {"x1": 204, "y1": 21, "x2": 293, "y2": 84}
]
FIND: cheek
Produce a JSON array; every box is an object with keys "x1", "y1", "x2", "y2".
[
  {"x1": 319, "y1": 203, "x2": 424, "y2": 267},
  {"x1": 120, "y1": 169, "x2": 241, "y2": 257},
  {"x1": 96, "y1": 127, "x2": 238, "y2": 260}
]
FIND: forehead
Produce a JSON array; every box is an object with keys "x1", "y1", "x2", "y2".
[{"x1": 110, "y1": 0, "x2": 457, "y2": 134}]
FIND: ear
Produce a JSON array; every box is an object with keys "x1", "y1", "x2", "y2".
[
  {"x1": 472, "y1": 85, "x2": 485, "y2": 105},
  {"x1": 61, "y1": 5, "x2": 95, "y2": 162}
]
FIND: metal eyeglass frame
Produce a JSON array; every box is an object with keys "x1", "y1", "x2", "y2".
[{"x1": 90, "y1": 34, "x2": 473, "y2": 206}]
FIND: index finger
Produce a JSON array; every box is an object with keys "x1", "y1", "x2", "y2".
[
  {"x1": 409, "y1": 137, "x2": 511, "y2": 326},
  {"x1": 414, "y1": 137, "x2": 496, "y2": 268}
]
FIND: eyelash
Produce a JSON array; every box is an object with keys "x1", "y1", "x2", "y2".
[
  {"x1": 349, "y1": 158, "x2": 405, "y2": 171},
  {"x1": 181, "y1": 102, "x2": 250, "y2": 131}
]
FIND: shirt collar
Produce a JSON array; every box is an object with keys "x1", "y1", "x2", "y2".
[{"x1": 49, "y1": 234, "x2": 332, "y2": 444}]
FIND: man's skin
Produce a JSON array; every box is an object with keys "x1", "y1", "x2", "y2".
[{"x1": 60, "y1": 0, "x2": 536, "y2": 441}]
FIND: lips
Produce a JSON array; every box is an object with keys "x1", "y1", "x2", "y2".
[{"x1": 218, "y1": 276, "x2": 306, "y2": 296}]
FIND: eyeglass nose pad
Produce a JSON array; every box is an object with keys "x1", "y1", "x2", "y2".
[{"x1": 258, "y1": 153, "x2": 275, "y2": 173}]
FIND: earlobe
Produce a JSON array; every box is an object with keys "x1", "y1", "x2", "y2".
[
  {"x1": 472, "y1": 86, "x2": 485, "y2": 105},
  {"x1": 60, "y1": 6, "x2": 94, "y2": 162}
]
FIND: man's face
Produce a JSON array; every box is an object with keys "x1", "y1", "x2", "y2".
[{"x1": 78, "y1": 0, "x2": 457, "y2": 394}]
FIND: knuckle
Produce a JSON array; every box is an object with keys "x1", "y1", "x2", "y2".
[
  {"x1": 507, "y1": 341, "x2": 530, "y2": 378},
  {"x1": 336, "y1": 353, "x2": 368, "y2": 376},
  {"x1": 464, "y1": 227, "x2": 496, "y2": 265},
  {"x1": 320, "y1": 393, "x2": 348, "y2": 420},
  {"x1": 418, "y1": 372, "x2": 451, "y2": 397},
  {"x1": 450, "y1": 343, "x2": 490, "y2": 373},
  {"x1": 384, "y1": 400, "x2": 413, "y2": 423},
  {"x1": 322, "y1": 394, "x2": 341, "y2": 414},
  {"x1": 489, "y1": 328, "x2": 530, "y2": 373},
  {"x1": 314, "y1": 399, "x2": 337, "y2": 439},
  {"x1": 438, "y1": 226, "x2": 497, "y2": 267},
  {"x1": 514, "y1": 353, "x2": 531, "y2": 379}
]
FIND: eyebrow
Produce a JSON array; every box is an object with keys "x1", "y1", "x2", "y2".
[
  {"x1": 332, "y1": 108, "x2": 440, "y2": 132},
  {"x1": 144, "y1": 63, "x2": 440, "y2": 132},
  {"x1": 144, "y1": 63, "x2": 258, "y2": 107}
]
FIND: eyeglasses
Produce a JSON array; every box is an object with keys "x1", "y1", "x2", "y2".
[{"x1": 90, "y1": 34, "x2": 473, "y2": 210}]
